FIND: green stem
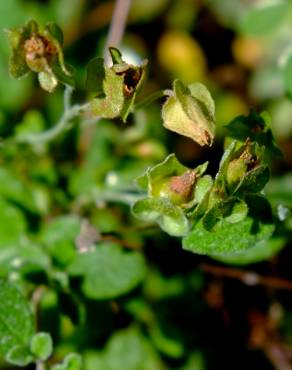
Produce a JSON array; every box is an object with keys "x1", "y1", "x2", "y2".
[
  {"x1": 95, "y1": 190, "x2": 144, "y2": 205},
  {"x1": 134, "y1": 89, "x2": 171, "y2": 111},
  {"x1": 14, "y1": 87, "x2": 90, "y2": 145}
]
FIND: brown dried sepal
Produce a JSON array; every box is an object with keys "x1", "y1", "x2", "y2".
[
  {"x1": 116, "y1": 67, "x2": 143, "y2": 97},
  {"x1": 24, "y1": 34, "x2": 57, "y2": 73}
]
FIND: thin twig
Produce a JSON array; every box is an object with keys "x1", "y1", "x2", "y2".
[
  {"x1": 104, "y1": 0, "x2": 132, "y2": 64},
  {"x1": 36, "y1": 360, "x2": 46, "y2": 370},
  {"x1": 63, "y1": 85, "x2": 74, "y2": 112},
  {"x1": 95, "y1": 190, "x2": 144, "y2": 205},
  {"x1": 134, "y1": 89, "x2": 170, "y2": 111},
  {"x1": 14, "y1": 102, "x2": 90, "y2": 145},
  {"x1": 201, "y1": 263, "x2": 292, "y2": 291}
]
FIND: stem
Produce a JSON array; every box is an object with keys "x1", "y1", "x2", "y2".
[
  {"x1": 15, "y1": 101, "x2": 90, "y2": 145},
  {"x1": 134, "y1": 89, "x2": 170, "y2": 111},
  {"x1": 95, "y1": 190, "x2": 144, "y2": 205},
  {"x1": 104, "y1": 0, "x2": 132, "y2": 64},
  {"x1": 36, "y1": 360, "x2": 46, "y2": 370},
  {"x1": 201, "y1": 263, "x2": 292, "y2": 291},
  {"x1": 63, "y1": 84, "x2": 74, "y2": 112}
]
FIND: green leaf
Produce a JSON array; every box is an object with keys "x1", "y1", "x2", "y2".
[
  {"x1": 52, "y1": 353, "x2": 82, "y2": 370},
  {"x1": 280, "y1": 48, "x2": 292, "y2": 97},
  {"x1": 212, "y1": 237, "x2": 285, "y2": 265},
  {"x1": 30, "y1": 332, "x2": 53, "y2": 361},
  {"x1": 5, "y1": 345, "x2": 33, "y2": 366},
  {"x1": 202, "y1": 197, "x2": 248, "y2": 231},
  {"x1": 162, "y1": 79, "x2": 216, "y2": 146},
  {"x1": 240, "y1": 0, "x2": 290, "y2": 36},
  {"x1": 0, "y1": 199, "x2": 26, "y2": 248},
  {"x1": 235, "y1": 165, "x2": 270, "y2": 194},
  {"x1": 225, "y1": 111, "x2": 282, "y2": 157},
  {"x1": 132, "y1": 197, "x2": 189, "y2": 236},
  {"x1": 68, "y1": 243, "x2": 146, "y2": 299},
  {"x1": 83, "y1": 327, "x2": 161, "y2": 370},
  {"x1": 183, "y1": 195, "x2": 274, "y2": 255},
  {"x1": 266, "y1": 173, "x2": 292, "y2": 208},
  {"x1": 52, "y1": 63, "x2": 75, "y2": 87},
  {"x1": 40, "y1": 215, "x2": 80, "y2": 267},
  {"x1": 0, "y1": 279, "x2": 34, "y2": 355}
]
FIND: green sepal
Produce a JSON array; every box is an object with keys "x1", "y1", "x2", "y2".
[
  {"x1": 136, "y1": 153, "x2": 189, "y2": 192},
  {"x1": 90, "y1": 65, "x2": 125, "y2": 118},
  {"x1": 186, "y1": 175, "x2": 213, "y2": 219},
  {"x1": 87, "y1": 48, "x2": 147, "y2": 121},
  {"x1": 136, "y1": 153, "x2": 208, "y2": 209},
  {"x1": 132, "y1": 197, "x2": 189, "y2": 236},
  {"x1": 44, "y1": 22, "x2": 64, "y2": 45},
  {"x1": 85, "y1": 57, "x2": 105, "y2": 93},
  {"x1": 162, "y1": 79, "x2": 216, "y2": 146},
  {"x1": 109, "y1": 47, "x2": 123, "y2": 64},
  {"x1": 5, "y1": 20, "x2": 38, "y2": 78},
  {"x1": 234, "y1": 165, "x2": 270, "y2": 194}
]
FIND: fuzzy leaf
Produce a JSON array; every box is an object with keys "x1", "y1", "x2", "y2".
[
  {"x1": 0, "y1": 280, "x2": 34, "y2": 356},
  {"x1": 212, "y1": 237, "x2": 285, "y2": 265},
  {"x1": 202, "y1": 197, "x2": 248, "y2": 231},
  {"x1": 5, "y1": 345, "x2": 33, "y2": 366},
  {"x1": 68, "y1": 243, "x2": 146, "y2": 299},
  {"x1": 30, "y1": 332, "x2": 53, "y2": 361},
  {"x1": 183, "y1": 195, "x2": 274, "y2": 255},
  {"x1": 90, "y1": 66, "x2": 125, "y2": 119}
]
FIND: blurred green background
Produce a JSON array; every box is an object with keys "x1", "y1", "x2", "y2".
[{"x1": 1, "y1": 1, "x2": 292, "y2": 369}]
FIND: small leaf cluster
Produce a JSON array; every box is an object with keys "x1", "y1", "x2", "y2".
[
  {"x1": 133, "y1": 111, "x2": 279, "y2": 259},
  {"x1": 6, "y1": 20, "x2": 74, "y2": 92}
]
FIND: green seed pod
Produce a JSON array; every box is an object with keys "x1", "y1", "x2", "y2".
[
  {"x1": 226, "y1": 157, "x2": 248, "y2": 189},
  {"x1": 152, "y1": 170, "x2": 196, "y2": 205}
]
